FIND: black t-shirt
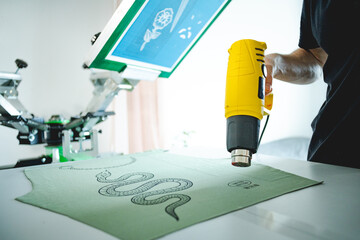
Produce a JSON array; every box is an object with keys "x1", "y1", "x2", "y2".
[{"x1": 299, "y1": 0, "x2": 360, "y2": 168}]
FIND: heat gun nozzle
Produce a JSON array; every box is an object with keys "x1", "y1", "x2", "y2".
[{"x1": 231, "y1": 149, "x2": 252, "y2": 167}]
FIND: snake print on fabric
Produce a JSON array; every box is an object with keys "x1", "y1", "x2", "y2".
[{"x1": 96, "y1": 171, "x2": 193, "y2": 221}]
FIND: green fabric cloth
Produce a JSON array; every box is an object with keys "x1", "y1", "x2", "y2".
[{"x1": 17, "y1": 151, "x2": 321, "y2": 240}]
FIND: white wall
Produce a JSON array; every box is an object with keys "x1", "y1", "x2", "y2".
[
  {"x1": 160, "y1": 0, "x2": 327, "y2": 149},
  {"x1": 0, "y1": 0, "x2": 118, "y2": 165}
]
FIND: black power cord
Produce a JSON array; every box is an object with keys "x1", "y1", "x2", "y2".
[{"x1": 258, "y1": 115, "x2": 270, "y2": 149}]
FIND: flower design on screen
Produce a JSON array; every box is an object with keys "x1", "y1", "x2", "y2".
[
  {"x1": 140, "y1": 8, "x2": 174, "y2": 51},
  {"x1": 154, "y1": 8, "x2": 174, "y2": 28}
]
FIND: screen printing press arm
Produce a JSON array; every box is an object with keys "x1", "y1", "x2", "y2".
[{"x1": 0, "y1": 60, "x2": 48, "y2": 145}]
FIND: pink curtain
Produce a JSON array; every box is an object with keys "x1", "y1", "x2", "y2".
[{"x1": 127, "y1": 80, "x2": 163, "y2": 153}]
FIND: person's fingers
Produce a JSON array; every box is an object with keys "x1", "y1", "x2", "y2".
[{"x1": 265, "y1": 64, "x2": 273, "y2": 95}]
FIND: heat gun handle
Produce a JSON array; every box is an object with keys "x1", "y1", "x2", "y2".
[{"x1": 264, "y1": 92, "x2": 273, "y2": 114}]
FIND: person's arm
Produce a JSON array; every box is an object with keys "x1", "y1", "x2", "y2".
[{"x1": 264, "y1": 47, "x2": 328, "y2": 94}]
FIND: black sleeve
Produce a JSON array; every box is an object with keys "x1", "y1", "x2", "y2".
[{"x1": 298, "y1": 0, "x2": 319, "y2": 50}]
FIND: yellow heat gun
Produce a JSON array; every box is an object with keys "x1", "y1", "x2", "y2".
[{"x1": 225, "y1": 39, "x2": 273, "y2": 167}]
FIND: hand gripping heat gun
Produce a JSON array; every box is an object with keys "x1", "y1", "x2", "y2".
[{"x1": 225, "y1": 39, "x2": 273, "y2": 167}]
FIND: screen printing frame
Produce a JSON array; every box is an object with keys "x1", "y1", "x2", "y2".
[{"x1": 85, "y1": 0, "x2": 231, "y2": 78}]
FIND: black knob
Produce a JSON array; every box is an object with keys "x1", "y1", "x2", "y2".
[
  {"x1": 91, "y1": 32, "x2": 101, "y2": 45},
  {"x1": 82, "y1": 63, "x2": 89, "y2": 69},
  {"x1": 15, "y1": 59, "x2": 28, "y2": 69}
]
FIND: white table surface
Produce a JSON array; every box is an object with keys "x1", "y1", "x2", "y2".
[{"x1": 1, "y1": 148, "x2": 359, "y2": 240}]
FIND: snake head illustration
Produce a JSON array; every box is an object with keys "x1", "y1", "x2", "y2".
[{"x1": 96, "y1": 170, "x2": 111, "y2": 182}]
